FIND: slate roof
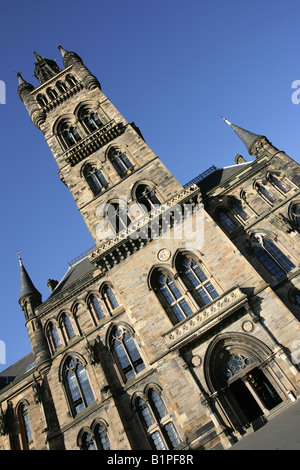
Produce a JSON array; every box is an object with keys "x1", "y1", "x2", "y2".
[
  {"x1": 0, "y1": 353, "x2": 35, "y2": 392},
  {"x1": 196, "y1": 162, "x2": 252, "y2": 196}
]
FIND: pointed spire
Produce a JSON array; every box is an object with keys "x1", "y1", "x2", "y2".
[
  {"x1": 33, "y1": 51, "x2": 43, "y2": 62},
  {"x1": 33, "y1": 51, "x2": 61, "y2": 85},
  {"x1": 16, "y1": 72, "x2": 34, "y2": 101},
  {"x1": 57, "y1": 44, "x2": 83, "y2": 67},
  {"x1": 18, "y1": 252, "x2": 42, "y2": 304},
  {"x1": 219, "y1": 115, "x2": 265, "y2": 155}
]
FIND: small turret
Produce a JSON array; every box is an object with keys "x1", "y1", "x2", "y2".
[
  {"x1": 16, "y1": 73, "x2": 46, "y2": 129},
  {"x1": 219, "y1": 115, "x2": 271, "y2": 158},
  {"x1": 57, "y1": 44, "x2": 101, "y2": 90},
  {"x1": 17, "y1": 253, "x2": 51, "y2": 375},
  {"x1": 33, "y1": 51, "x2": 62, "y2": 85}
]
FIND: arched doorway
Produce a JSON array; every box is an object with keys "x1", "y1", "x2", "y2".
[{"x1": 204, "y1": 333, "x2": 283, "y2": 433}]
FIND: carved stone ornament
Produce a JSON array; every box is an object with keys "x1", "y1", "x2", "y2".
[{"x1": 157, "y1": 249, "x2": 171, "y2": 262}]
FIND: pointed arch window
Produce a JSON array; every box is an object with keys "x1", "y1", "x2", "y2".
[
  {"x1": 218, "y1": 210, "x2": 238, "y2": 231},
  {"x1": 88, "y1": 294, "x2": 105, "y2": 321},
  {"x1": 78, "y1": 422, "x2": 111, "y2": 450},
  {"x1": 152, "y1": 270, "x2": 193, "y2": 324},
  {"x1": 18, "y1": 404, "x2": 33, "y2": 449},
  {"x1": 80, "y1": 109, "x2": 103, "y2": 133},
  {"x1": 61, "y1": 313, "x2": 76, "y2": 341},
  {"x1": 178, "y1": 255, "x2": 219, "y2": 307},
  {"x1": 109, "y1": 148, "x2": 133, "y2": 175},
  {"x1": 81, "y1": 432, "x2": 96, "y2": 450},
  {"x1": 230, "y1": 199, "x2": 250, "y2": 223},
  {"x1": 136, "y1": 184, "x2": 161, "y2": 213},
  {"x1": 94, "y1": 423, "x2": 111, "y2": 450},
  {"x1": 107, "y1": 202, "x2": 131, "y2": 234},
  {"x1": 251, "y1": 235, "x2": 295, "y2": 280},
  {"x1": 256, "y1": 183, "x2": 276, "y2": 204},
  {"x1": 291, "y1": 204, "x2": 300, "y2": 227},
  {"x1": 84, "y1": 164, "x2": 108, "y2": 195},
  {"x1": 59, "y1": 121, "x2": 81, "y2": 149},
  {"x1": 269, "y1": 173, "x2": 292, "y2": 195},
  {"x1": 102, "y1": 284, "x2": 119, "y2": 312},
  {"x1": 47, "y1": 322, "x2": 62, "y2": 353},
  {"x1": 110, "y1": 326, "x2": 145, "y2": 381},
  {"x1": 64, "y1": 356, "x2": 95, "y2": 416},
  {"x1": 136, "y1": 389, "x2": 181, "y2": 450}
]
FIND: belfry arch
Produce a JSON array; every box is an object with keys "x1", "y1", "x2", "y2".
[{"x1": 204, "y1": 333, "x2": 283, "y2": 432}]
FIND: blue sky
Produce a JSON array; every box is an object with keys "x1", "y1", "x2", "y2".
[{"x1": 0, "y1": 0, "x2": 299, "y2": 371}]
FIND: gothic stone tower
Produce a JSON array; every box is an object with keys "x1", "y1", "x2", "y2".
[{"x1": 0, "y1": 47, "x2": 299, "y2": 450}]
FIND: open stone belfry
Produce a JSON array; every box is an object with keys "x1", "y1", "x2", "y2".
[{"x1": 0, "y1": 46, "x2": 300, "y2": 450}]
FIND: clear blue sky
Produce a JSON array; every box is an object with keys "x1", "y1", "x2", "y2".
[{"x1": 0, "y1": 0, "x2": 299, "y2": 371}]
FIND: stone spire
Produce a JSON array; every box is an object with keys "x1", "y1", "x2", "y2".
[
  {"x1": 18, "y1": 252, "x2": 42, "y2": 305},
  {"x1": 219, "y1": 115, "x2": 265, "y2": 155},
  {"x1": 33, "y1": 51, "x2": 62, "y2": 85},
  {"x1": 16, "y1": 72, "x2": 34, "y2": 101}
]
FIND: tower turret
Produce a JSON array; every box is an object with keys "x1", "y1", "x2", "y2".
[
  {"x1": 219, "y1": 115, "x2": 272, "y2": 158},
  {"x1": 57, "y1": 44, "x2": 101, "y2": 90},
  {"x1": 17, "y1": 72, "x2": 46, "y2": 128},
  {"x1": 18, "y1": 254, "x2": 51, "y2": 375},
  {"x1": 33, "y1": 51, "x2": 62, "y2": 85}
]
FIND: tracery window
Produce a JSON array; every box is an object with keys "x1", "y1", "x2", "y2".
[
  {"x1": 84, "y1": 164, "x2": 108, "y2": 195},
  {"x1": 63, "y1": 356, "x2": 95, "y2": 416},
  {"x1": 110, "y1": 326, "x2": 145, "y2": 381},
  {"x1": 251, "y1": 235, "x2": 295, "y2": 280},
  {"x1": 136, "y1": 388, "x2": 181, "y2": 450},
  {"x1": 80, "y1": 109, "x2": 103, "y2": 133},
  {"x1": 78, "y1": 423, "x2": 111, "y2": 450},
  {"x1": 58, "y1": 120, "x2": 81, "y2": 149},
  {"x1": 225, "y1": 354, "x2": 252, "y2": 379},
  {"x1": 136, "y1": 184, "x2": 161, "y2": 213},
  {"x1": 152, "y1": 270, "x2": 193, "y2": 324},
  {"x1": 108, "y1": 148, "x2": 133, "y2": 175},
  {"x1": 107, "y1": 202, "x2": 132, "y2": 234},
  {"x1": 177, "y1": 255, "x2": 219, "y2": 308},
  {"x1": 18, "y1": 404, "x2": 33, "y2": 449}
]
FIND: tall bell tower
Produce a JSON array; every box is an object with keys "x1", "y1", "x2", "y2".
[{"x1": 18, "y1": 46, "x2": 182, "y2": 245}]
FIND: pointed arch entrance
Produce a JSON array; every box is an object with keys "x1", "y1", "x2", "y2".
[{"x1": 204, "y1": 333, "x2": 283, "y2": 432}]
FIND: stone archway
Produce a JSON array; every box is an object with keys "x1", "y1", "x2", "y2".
[{"x1": 204, "y1": 333, "x2": 283, "y2": 432}]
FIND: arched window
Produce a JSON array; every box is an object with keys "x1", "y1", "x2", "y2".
[
  {"x1": 108, "y1": 148, "x2": 133, "y2": 175},
  {"x1": 88, "y1": 294, "x2": 105, "y2": 321},
  {"x1": 229, "y1": 199, "x2": 250, "y2": 223},
  {"x1": 46, "y1": 87, "x2": 57, "y2": 101},
  {"x1": 151, "y1": 269, "x2": 193, "y2": 324},
  {"x1": 80, "y1": 108, "x2": 103, "y2": 133},
  {"x1": 269, "y1": 174, "x2": 290, "y2": 195},
  {"x1": 176, "y1": 255, "x2": 219, "y2": 307},
  {"x1": 110, "y1": 326, "x2": 145, "y2": 381},
  {"x1": 251, "y1": 235, "x2": 295, "y2": 280},
  {"x1": 78, "y1": 423, "x2": 111, "y2": 450},
  {"x1": 81, "y1": 431, "x2": 96, "y2": 450},
  {"x1": 291, "y1": 204, "x2": 300, "y2": 227},
  {"x1": 58, "y1": 120, "x2": 81, "y2": 149},
  {"x1": 256, "y1": 183, "x2": 276, "y2": 204},
  {"x1": 36, "y1": 93, "x2": 48, "y2": 107},
  {"x1": 136, "y1": 388, "x2": 181, "y2": 450},
  {"x1": 102, "y1": 284, "x2": 119, "y2": 312},
  {"x1": 94, "y1": 423, "x2": 111, "y2": 450},
  {"x1": 136, "y1": 184, "x2": 160, "y2": 213},
  {"x1": 107, "y1": 202, "x2": 131, "y2": 234},
  {"x1": 65, "y1": 74, "x2": 77, "y2": 88},
  {"x1": 56, "y1": 81, "x2": 68, "y2": 94},
  {"x1": 47, "y1": 322, "x2": 62, "y2": 353},
  {"x1": 218, "y1": 210, "x2": 238, "y2": 231},
  {"x1": 61, "y1": 313, "x2": 76, "y2": 341},
  {"x1": 84, "y1": 164, "x2": 108, "y2": 195},
  {"x1": 18, "y1": 404, "x2": 33, "y2": 449},
  {"x1": 63, "y1": 356, "x2": 95, "y2": 416}
]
